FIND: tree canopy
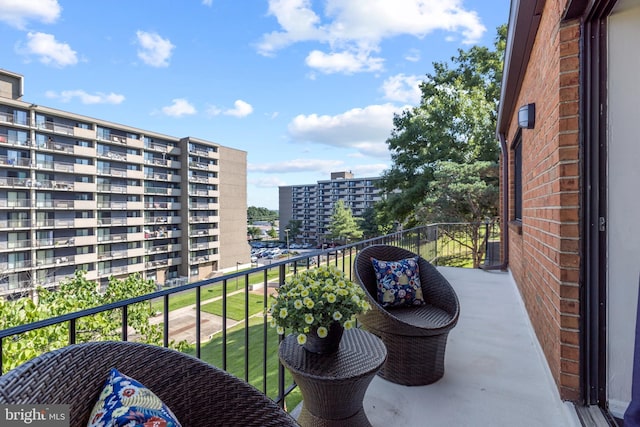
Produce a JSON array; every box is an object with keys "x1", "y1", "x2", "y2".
[
  {"x1": 327, "y1": 201, "x2": 363, "y2": 243},
  {"x1": 377, "y1": 25, "x2": 506, "y2": 225},
  {"x1": 0, "y1": 271, "x2": 182, "y2": 373},
  {"x1": 284, "y1": 219, "x2": 302, "y2": 242},
  {"x1": 247, "y1": 206, "x2": 278, "y2": 223}
]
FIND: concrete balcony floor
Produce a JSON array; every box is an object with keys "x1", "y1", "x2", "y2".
[{"x1": 298, "y1": 267, "x2": 582, "y2": 427}]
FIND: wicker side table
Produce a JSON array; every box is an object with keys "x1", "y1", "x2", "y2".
[{"x1": 279, "y1": 328, "x2": 387, "y2": 427}]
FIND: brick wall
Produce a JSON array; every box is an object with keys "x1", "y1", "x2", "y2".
[{"x1": 504, "y1": 0, "x2": 581, "y2": 401}]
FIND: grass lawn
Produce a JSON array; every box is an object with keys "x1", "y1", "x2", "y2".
[
  {"x1": 201, "y1": 292, "x2": 266, "y2": 321},
  {"x1": 151, "y1": 268, "x2": 281, "y2": 313},
  {"x1": 184, "y1": 316, "x2": 302, "y2": 412}
]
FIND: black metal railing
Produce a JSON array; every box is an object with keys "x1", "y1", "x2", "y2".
[{"x1": 0, "y1": 222, "x2": 499, "y2": 410}]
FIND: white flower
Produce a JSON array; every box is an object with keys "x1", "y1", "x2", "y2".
[{"x1": 317, "y1": 326, "x2": 328, "y2": 338}]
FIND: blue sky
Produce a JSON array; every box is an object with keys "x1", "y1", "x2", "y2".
[{"x1": 0, "y1": 0, "x2": 509, "y2": 210}]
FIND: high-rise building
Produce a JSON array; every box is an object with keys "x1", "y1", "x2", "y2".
[
  {"x1": 279, "y1": 171, "x2": 382, "y2": 245},
  {"x1": 0, "y1": 70, "x2": 249, "y2": 297}
]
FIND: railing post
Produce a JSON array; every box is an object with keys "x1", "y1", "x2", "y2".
[
  {"x1": 434, "y1": 225, "x2": 439, "y2": 266},
  {"x1": 196, "y1": 286, "x2": 201, "y2": 359}
]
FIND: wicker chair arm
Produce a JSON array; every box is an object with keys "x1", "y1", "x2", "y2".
[{"x1": 0, "y1": 341, "x2": 298, "y2": 427}]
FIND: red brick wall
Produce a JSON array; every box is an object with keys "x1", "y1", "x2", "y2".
[{"x1": 504, "y1": 0, "x2": 581, "y2": 401}]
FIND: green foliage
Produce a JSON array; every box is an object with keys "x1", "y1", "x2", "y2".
[
  {"x1": 284, "y1": 219, "x2": 302, "y2": 242},
  {"x1": 417, "y1": 161, "x2": 499, "y2": 267},
  {"x1": 268, "y1": 265, "x2": 370, "y2": 343},
  {"x1": 267, "y1": 227, "x2": 278, "y2": 239},
  {"x1": 360, "y1": 205, "x2": 395, "y2": 239},
  {"x1": 247, "y1": 226, "x2": 262, "y2": 240},
  {"x1": 419, "y1": 161, "x2": 499, "y2": 224},
  {"x1": 378, "y1": 25, "x2": 506, "y2": 225},
  {"x1": 247, "y1": 206, "x2": 278, "y2": 223},
  {"x1": 327, "y1": 201, "x2": 363, "y2": 243},
  {"x1": 0, "y1": 271, "x2": 179, "y2": 373}
]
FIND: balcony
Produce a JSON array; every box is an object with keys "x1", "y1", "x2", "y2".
[
  {"x1": 0, "y1": 226, "x2": 580, "y2": 426},
  {"x1": 97, "y1": 233, "x2": 128, "y2": 243},
  {"x1": 36, "y1": 255, "x2": 75, "y2": 267},
  {"x1": 0, "y1": 111, "x2": 30, "y2": 126},
  {"x1": 0, "y1": 239, "x2": 31, "y2": 250}
]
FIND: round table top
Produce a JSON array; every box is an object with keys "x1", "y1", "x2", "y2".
[{"x1": 279, "y1": 328, "x2": 387, "y2": 381}]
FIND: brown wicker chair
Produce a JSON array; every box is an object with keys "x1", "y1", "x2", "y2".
[
  {"x1": 0, "y1": 341, "x2": 298, "y2": 427},
  {"x1": 354, "y1": 245, "x2": 460, "y2": 386}
]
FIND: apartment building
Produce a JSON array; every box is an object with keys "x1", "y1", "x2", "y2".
[
  {"x1": 0, "y1": 70, "x2": 249, "y2": 297},
  {"x1": 279, "y1": 171, "x2": 382, "y2": 245}
]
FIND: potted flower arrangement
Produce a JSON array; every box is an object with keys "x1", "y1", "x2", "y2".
[{"x1": 269, "y1": 264, "x2": 370, "y2": 354}]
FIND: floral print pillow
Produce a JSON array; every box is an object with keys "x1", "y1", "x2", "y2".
[
  {"x1": 87, "y1": 368, "x2": 181, "y2": 427},
  {"x1": 371, "y1": 256, "x2": 425, "y2": 308}
]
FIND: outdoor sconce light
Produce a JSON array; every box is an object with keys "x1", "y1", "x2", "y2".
[{"x1": 518, "y1": 103, "x2": 535, "y2": 129}]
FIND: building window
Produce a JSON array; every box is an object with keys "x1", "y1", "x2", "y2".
[{"x1": 512, "y1": 131, "x2": 523, "y2": 222}]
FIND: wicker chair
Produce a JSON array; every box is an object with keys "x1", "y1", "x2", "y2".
[
  {"x1": 354, "y1": 245, "x2": 460, "y2": 386},
  {"x1": 0, "y1": 341, "x2": 298, "y2": 427}
]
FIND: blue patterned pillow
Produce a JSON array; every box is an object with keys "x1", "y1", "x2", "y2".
[
  {"x1": 87, "y1": 368, "x2": 182, "y2": 427},
  {"x1": 371, "y1": 256, "x2": 425, "y2": 308}
]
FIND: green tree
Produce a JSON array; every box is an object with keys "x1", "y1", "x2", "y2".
[
  {"x1": 327, "y1": 201, "x2": 363, "y2": 244},
  {"x1": 247, "y1": 226, "x2": 262, "y2": 240},
  {"x1": 360, "y1": 205, "x2": 394, "y2": 239},
  {"x1": 378, "y1": 25, "x2": 506, "y2": 225},
  {"x1": 267, "y1": 227, "x2": 278, "y2": 239},
  {"x1": 0, "y1": 271, "x2": 181, "y2": 373},
  {"x1": 247, "y1": 206, "x2": 278, "y2": 223},
  {"x1": 417, "y1": 161, "x2": 499, "y2": 268},
  {"x1": 285, "y1": 220, "x2": 302, "y2": 242}
]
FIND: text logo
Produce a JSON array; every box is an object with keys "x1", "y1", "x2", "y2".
[{"x1": 0, "y1": 405, "x2": 69, "y2": 427}]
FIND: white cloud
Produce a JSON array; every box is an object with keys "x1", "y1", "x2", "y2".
[
  {"x1": 404, "y1": 48, "x2": 421, "y2": 62},
  {"x1": 19, "y1": 32, "x2": 77, "y2": 67},
  {"x1": 256, "y1": 0, "x2": 325, "y2": 56},
  {"x1": 249, "y1": 176, "x2": 288, "y2": 188},
  {"x1": 207, "y1": 100, "x2": 254, "y2": 118},
  {"x1": 161, "y1": 98, "x2": 196, "y2": 117},
  {"x1": 202, "y1": 0, "x2": 213, "y2": 6},
  {"x1": 0, "y1": 0, "x2": 61, "y2": 29},
  {"x1": 224, "y1": 100, "x2": 253, "y2": 117},
  {"x1": 136, "y1": 30, "x2": 175, "y2": 67},
  {"x1": 248, "y1": 159, "x2": 345, "y2": 174},
  {"x1": 288, "y1": 103, "x2": 407, "y2": 157},
  {"x1": 381, "y1": 73, "x2": 423, "y2": 104},
  {"x1": 258, "y1": 0, "x2": 486, "y2": 73},
  {"x1": 351, "y1": 163, "x2": 390, "y2": 177},
  {"x1": 305, "y1": 49, "x2": 383, "y2": 74},
  {"x1": 206, "y1": 105, "x2": 222, "y2": 116},
  {"x1": 45, "y1": 89, "x2": 125, "y2": 104}
]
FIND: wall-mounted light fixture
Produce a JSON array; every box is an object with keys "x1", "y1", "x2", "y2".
[{"x1": 518, "y1": 103, "x2": 535, "y2": 129}]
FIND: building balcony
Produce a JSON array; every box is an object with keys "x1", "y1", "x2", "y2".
[
  {"x1": 34, "y1": 236, "x2": 75, "y2": 248},
  {"x1": 97, "y1": 233, "x2": 128, "y2": 243},
  {"x1": 0, "y1": 239, "x2": 31, "y2": 251},
  {"x1": 97, "y1": 249, "x2": 128, "y2": 260},
  {"x1": 0, "y1": 156, "x2": 30, "y2": 168},
  {"x1": 0, "y1": 226, "x2": 580, "y2": 426},
  {"x1": 98, "y1": 217, "x2": 127, "y2": 226},
  {"x1": 35, "y1": 255, "x2": 75, "y2": 267},
  {"x1": 0, "y1": 111, "x2": 30, "y2": 127},
  {"x1": 0, "y1": 218, "x2": 31, "y2": 228},
  {"x1": 97, "y1": 265, "x2": 128, "y2": 277}
]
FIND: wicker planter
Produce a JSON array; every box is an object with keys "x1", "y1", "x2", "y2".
[{"x1": 303, "y1": 322, "x2": 344, "y2": 354}]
